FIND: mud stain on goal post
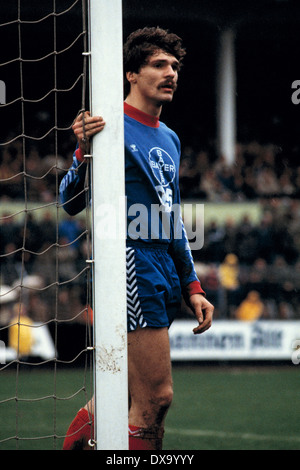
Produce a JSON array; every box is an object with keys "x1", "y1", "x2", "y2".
[{"x1": 96, "y1": 324, "x2": 127, "y2": 373}]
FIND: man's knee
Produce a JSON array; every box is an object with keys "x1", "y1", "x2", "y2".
[{"x1": 151, "y1": 384, "x2": 173, "y2": 413}]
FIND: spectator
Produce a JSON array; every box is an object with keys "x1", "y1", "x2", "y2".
[
  {"x1": 0, "y1": 213, "x2": 17, "y2": 254},
  {"x1": 219, "y1": 253, "x2": 241, "y2": 316},
  {"x1": 235, "y1": 290, "x2": 264, "y2": 322},
  {"x1": 8, "y1": 303, "x2": 34, "y2": 357},
  {"x1": 202, "y1": 220, "x2": 225, "y2": 263},
  {"x1": 241, "y1": 258, "x2": 270, "y2": 300},
  {"x1": 236, "y1": 215, "x2": 259, "y2": 264},
  {"x1": 202, "y1": 263, "x2": 223, "y2": 318},
  {"x1": 277, "y1": 301, "x2": 295, "y2": 320},
  {"x1": 59, "y1": 216, "x2": 83, "y2": 250}
]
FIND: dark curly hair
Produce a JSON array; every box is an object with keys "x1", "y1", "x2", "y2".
[{"x1": 123, "y1": 26, "x2": 186, "y2": 97}]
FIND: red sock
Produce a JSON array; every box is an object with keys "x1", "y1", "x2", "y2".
[
  {"x1": 128, "y1": 424, "x2": 163, "y2": 450},
  {"x1": 63, "y1": 408, "x2": 94, "y2": 450}
]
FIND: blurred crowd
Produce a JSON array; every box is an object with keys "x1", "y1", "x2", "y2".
[
  {"x1": 1, "y1": 136, "x2": 300, "y2": 324},
  {"x1": 179, "y1": 141, "x2": 300, "y2": 202},
  {"x1": 191, "y1": 209, "x2": 300, "y2": 320}
]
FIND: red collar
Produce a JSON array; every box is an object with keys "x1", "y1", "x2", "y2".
[{"x1": 124, "y1": 102, "x2": 160, "y2": 128}]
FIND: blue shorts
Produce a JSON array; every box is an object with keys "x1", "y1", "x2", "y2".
[{"x1": 126, "y1": 242, "x2": 182, "y2": 332}]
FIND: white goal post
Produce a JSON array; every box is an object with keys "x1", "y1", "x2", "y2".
[{"x1": 88, "y1": 0, "x2": 128, "y2": 450}]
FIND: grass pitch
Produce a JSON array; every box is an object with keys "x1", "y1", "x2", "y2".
[
  {"x1": 0, "y1": 364, "x2": 299, "y2": 450},
  {"x1": 165, "y1": 365, "x2": 300, "y2": 450}
]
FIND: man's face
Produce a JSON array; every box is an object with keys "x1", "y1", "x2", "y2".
[{"x1": 129, "y1": 49, "x2": 179, "y2": 106}]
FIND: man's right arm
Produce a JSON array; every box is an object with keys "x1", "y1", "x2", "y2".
[
  {"x1": 59, "y1": 149, "x2": 89, "y2": 216},
  {"x1": 59, "y1": 111, "x2": 106, "y2": 216}
]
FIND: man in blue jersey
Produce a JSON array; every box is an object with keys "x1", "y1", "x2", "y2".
[{"x1": 61, "y1": 27, "x2": 214, "y2": 451}]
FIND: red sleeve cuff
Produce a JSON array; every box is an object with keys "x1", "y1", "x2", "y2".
[
  {"x1": 75, "y1": 147, "x2": 85, "y2": 162},
  {"x1": 185, "y1": 280, "x2": 206, "y2": 298},
  {"x1": 183, "y1": 280, "x2": 205, "y2": 308}
]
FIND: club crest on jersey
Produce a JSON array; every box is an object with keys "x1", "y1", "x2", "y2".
[
  {"x1": 149, "y1": 147, "x2": 176, "y2": 187},
  {"x1": 130, "y1": 144, "x2": 138, "y2": 152}
]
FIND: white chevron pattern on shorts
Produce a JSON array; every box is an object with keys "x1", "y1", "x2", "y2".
[{"x1": 126, "y1": 247, "x2": 147, "y2": 331}]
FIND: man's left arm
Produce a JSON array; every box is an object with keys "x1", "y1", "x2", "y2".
[
  {"x1": 188, "y1": 293, "x2": 214, "y2": 335},
  {"x1": 169, "y1": 214, "x2": 214, "y2": 334}
]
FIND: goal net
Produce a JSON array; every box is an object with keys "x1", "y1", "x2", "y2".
[{"x1": 0, "y1": 0, "x2": 127, "y2": 450}]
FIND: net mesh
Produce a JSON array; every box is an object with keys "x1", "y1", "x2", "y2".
[{"x1": 0, "y1": 0, "x2": 93, "y2": 450}]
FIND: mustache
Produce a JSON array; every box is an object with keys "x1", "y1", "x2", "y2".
[{"x1": 159, "y1": 81, "x2": 177, "y2": 91}]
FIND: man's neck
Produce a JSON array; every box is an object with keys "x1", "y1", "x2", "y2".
[
  {"x1": 125, "y1": 95, "x2": 162, "y2": 119},
  {"x1": 124, "y1": 102, "x2": 160, "y2": 128}
]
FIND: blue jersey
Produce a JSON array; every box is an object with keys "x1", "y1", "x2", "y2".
[{"x1": 59, "y1": 102, "x2": 204, "y2": 299}]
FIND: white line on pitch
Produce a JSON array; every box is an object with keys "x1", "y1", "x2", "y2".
[{"x1": 166, "y1": 428, "x2": 300, "y2": 443}]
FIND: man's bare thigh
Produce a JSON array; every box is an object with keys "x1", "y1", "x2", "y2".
[{"x1": 128, "y1": 326, "x2": 173, "y2": 399}]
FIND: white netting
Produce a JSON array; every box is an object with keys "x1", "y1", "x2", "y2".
[{"x1": 0, "y1": 0, "x2": 94, "y2": 450}]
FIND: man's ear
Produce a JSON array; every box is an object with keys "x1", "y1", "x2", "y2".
[{"x1": 126, "y1": 71, "x2": 137, "y2": 85}]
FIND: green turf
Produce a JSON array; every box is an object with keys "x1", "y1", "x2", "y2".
[
  {"x1": 165, "y1": 365, "x2": 300, "y2": 450},
  {"x1": 0, "y1": 366, "x2": 93, "y2": 450},
  {"x1": 0, "y1": 365, "x2": 299, "y2": 450}
]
